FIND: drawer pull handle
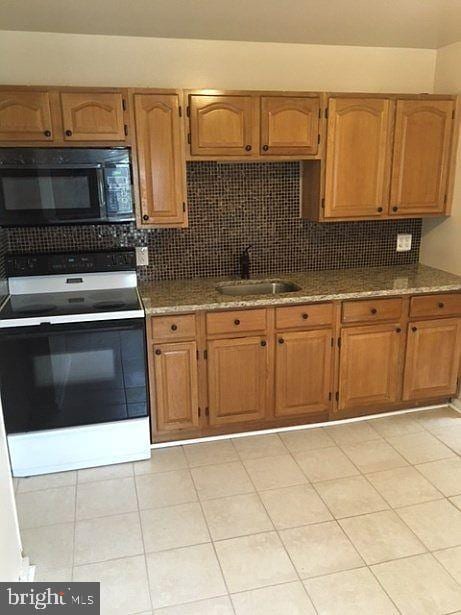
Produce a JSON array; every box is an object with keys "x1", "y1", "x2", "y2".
[
  {"x1": 65, "y1": 129, "x2": 73, "y2": 137},
  {"x1": 142, "y1": 214, "x2": 149, "y2": 221},
  {"x1": 245, "y1": 145, "x2": 252, "y2": 151},
  {"x1": 278, "y1": 338, "x2": 285, "y2": 344},
  {"x1": 171, "y1": 324, "x2": 177, "y2": 331},
  {"x1": 260, "y1": 340, "x2": 267, "y2": 347},
  {"x1": 392, "y1": 206, "x2": 398, "y2": 212},
  {"x1": 438, "y1": 302, "x2": 445, "y2": 308},
  {"x1": 234, "y1": 319, "x2": 240, "y2": 325},
  {"x1": 377, "y1": 207, "x2": 383, "y2": 213},
  {"x1": 396, "y1": 327, "x2": 401, "y2": 333},
  {"x1": 412, "y1": 326, "x2": 417, "y2": 332},
  {"x1": 262, "y1": 145, "x2": 269, "y2": 151},
  {"x1": 155, "y1": 349, "x2": 162, "y2": 355},
  {"x1": 44, "y1": 130, "x2": 51, "y2": 137},
  {"x1": 302, "y1": 313, "x2": 309, "y2": 320},
  {"x1": 371, "y1": 308, "x2": 378, "y2": 315}
]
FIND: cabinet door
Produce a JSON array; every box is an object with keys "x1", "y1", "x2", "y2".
[
  {"x1": 338, "y1": 324, "x2": 404, "y2": 411},
  {"x1": 134, "y1": 94, "x2": 186, "y2": 226},
  {"x1": 207, "y1": 336, "x2": 269, "y2": 425},
  {"x1": 324, "y1": 98, "x2": 392, "y2": 219},
  {"x1": 60, "y1": 92, "x2": 126, "y2": 141},
  {"x1": 260, "y1": 96, "x2": 320, "y2": 156},
  {"x1": 152, "y1": 341, "x2": 199, "y2": 432},
  {"x1": 189, "y1": 95, "x2": 258, "y2": 156},
  {"x1": 275, "y1": 329, "x2": 332, "y2": 417},
  {"x1": 390, "y1": 100, "x2": 454, "y2": 216},
  {"x1": 403, "y1": 318, "x2": 461, "y2": 401},
  {"x1": 0, "y1": 90, "x2": 53, "y2": 141}
]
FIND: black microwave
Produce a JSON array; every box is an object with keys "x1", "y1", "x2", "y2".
[{"x1": 0, "y1": 148, "x2": 134, "y2": 226}]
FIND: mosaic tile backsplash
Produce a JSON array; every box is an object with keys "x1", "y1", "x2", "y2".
[{"x1": 5, "y1": 162, "x2": 421, "y2": 282}]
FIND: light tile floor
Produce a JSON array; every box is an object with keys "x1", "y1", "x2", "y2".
[{"x1": 14, "y1": 406, "x2": 461, "y2": 614}]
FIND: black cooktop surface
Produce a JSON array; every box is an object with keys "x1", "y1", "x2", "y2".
[{"x1": 0, "y1": 287, "x2": 142, "y2": 320}]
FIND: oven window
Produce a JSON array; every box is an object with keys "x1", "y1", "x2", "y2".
[
  {"x1": 0, "y1": 320, "x2": 148, "y2": 433},
  {"x1": 0, "y1": 168, "x2": 102, "y2": 223}
]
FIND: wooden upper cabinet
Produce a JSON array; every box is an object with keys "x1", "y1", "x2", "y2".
[
  {"x1": 153, "y1": 341, "x2": 199, "y2": 433},
  {"x1": 338, "y1": 323, "x2": 404, "y2": 411},
  {"x1": 134, "y1": 93, "x2": 186, "y2": 226},
  {"x1": 260, "y1": 96, "x2": 320, "y2": 156},
  {"x1": 207, "y1": 336, "x2": 269, "y2": 425},
  {"x1": 189, "y1": 94, "x2": 258, "y2": 156},
  {"x1": 403, "y1": 318, "x2": 461, "y2": 401},
  {"x1": 324, "y1": 97, "x2": 392, "y2": 219},
  {"x1": 275, "y1": 329, "x2": 332, "y2": 418},
  {"x1": 390, "y1": 99, "x2": 454, "y2": 216},
  {"x1": 60, "y1": 91, "x2": 126, "y2": 141},
  {"x1": 0, "y1": 90, "x2": 53, "y2": 141}
]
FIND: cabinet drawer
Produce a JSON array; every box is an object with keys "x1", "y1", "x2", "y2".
[
  {"x1": 410, "y1": 294, "x2": 461, "y2": 319},
  {"x1": 275, "y1": 303, "x2": 333, "y2": 330},
  {"x1": 151, "y1": 314, "x2": 196, "y2": 341},
  {"x1": 342, "y1": 298, "x2": 403, "y2": 324},
  {"x1": 206, "y1": 309, "x2": 267, "y2": 336}
]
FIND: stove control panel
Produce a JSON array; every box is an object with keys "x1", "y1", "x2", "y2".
[{"x1": 6, "y1": 250, "x2": 137, "y2": 277}]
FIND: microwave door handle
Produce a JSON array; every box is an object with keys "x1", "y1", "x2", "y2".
[{"x1": 96, "y1": 167, "x2": 106, "y2": 214}]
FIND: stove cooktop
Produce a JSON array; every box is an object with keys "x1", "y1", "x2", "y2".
[{"x1": 0, "y1": 287, "x2": 142, "y2": 320}]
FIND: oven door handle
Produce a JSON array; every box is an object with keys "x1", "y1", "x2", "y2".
[{"x1": 0, "y1": 164, "x2": 104, "y2": 170}]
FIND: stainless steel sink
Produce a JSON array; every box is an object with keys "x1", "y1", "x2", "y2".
[{"x1": 216, "y1": 280, "x2": 301, "y2": 296}]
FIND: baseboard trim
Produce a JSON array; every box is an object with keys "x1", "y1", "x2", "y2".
[
  {"x1": 19, "y1": 557, "x2": 35, "y2": 582},
  {"x1": 151, "y1": 402, "x2": 450, "y2": 449}
]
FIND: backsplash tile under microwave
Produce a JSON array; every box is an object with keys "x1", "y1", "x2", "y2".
[{"x1": 4, "y1": 162, "x2": 421, "y2": 281}]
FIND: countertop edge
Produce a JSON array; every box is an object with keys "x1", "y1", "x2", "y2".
[{"x1": 142, "y1": 283, "x2": 461, "y2": 316}]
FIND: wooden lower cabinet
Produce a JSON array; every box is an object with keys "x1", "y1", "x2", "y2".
[
  {"x1": 403, "y1": 318, "x2": 461, "y2": 401},
  {"x1": 338, "y1": 323, "x2": 405, "y2": 411},
  {"x1": 151, "y1": 341, "x2": 199, "y2": 433},
  {"x1": 207, "y1": 336, "x2": 269, "y2": 425},
  {"x1": 275, "y1": 329, "x2": 332, "y2": 417}
]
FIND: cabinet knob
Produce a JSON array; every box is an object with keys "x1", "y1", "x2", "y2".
[
  {"x1": 377, "y1": 207, "x2": 383, "y2": 212},
  {"x1": 234, "y1": 319, "x2": 240, "y2": 325},
  {"x1": 302, "y1": 313, "x2": 309, "y2": 320},
  {"x1": 392, "y1": 206, "x2": 398, "y2": 212},
  {"x1": 171, "y1": 324, "x2": 177, "y2": 331},
  {"x1": 44, "y1": 130, "x2": 51, "y2": 137},
  {"x1": 438, "y1": 302, "x2": 445, "y2": 308},
  {"x1": 371, "y1": 308, "x2": 378, "y2": 315},
  {"x1": 278, "y1": 338, "x2": 285, "y2": 344},
  {"x1": 412, "y1": 326, "x2": 417, "y2": 332},
  {"x1": 262, "y1": 145, "x2": 269, "y2": 152},
  {"x1": 396, "y1": 327, "x2": 402, "y2": 333},
  {"x1": 155, "y1": 349, "x2": 161, "y2": 355},
  {"x1": 245, "y1": 145, "x2": 252, "y2": 152},
  {"x1": 260, "y1": 340, "x2": 267, "y2": 347},
  {"x1": 142, "y1": 214, "x2": 149, "y2": 221},
  {"x1": 65, "y1": 129, "x2": 73, "y2": 137}
]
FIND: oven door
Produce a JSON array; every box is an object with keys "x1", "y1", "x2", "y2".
[
  {"x1": 0, "y1": 164, "x2": 106, "y2": 226},
  {"x1": 0, "y1": 318, "x2": 148, "y2": 434}
]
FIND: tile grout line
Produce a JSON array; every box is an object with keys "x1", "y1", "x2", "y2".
[
  {"x1": 188, "y1": 465, "x2": 238, "y2": 615},
  {"x1": 132, "y1": 469, "x2": 155, "y2": 615}
]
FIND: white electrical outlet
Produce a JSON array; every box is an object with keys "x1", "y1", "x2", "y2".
[
  {"x1": 396, "y1": 234, "x2": 412, "y2": 252},
  {"x1": 135, "y1": 246, "x2": 149, "y2": 266}
]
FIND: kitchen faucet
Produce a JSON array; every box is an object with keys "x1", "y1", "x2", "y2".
[{"x1": 240, "y1": 245, "x2": 252, "y2": 279}]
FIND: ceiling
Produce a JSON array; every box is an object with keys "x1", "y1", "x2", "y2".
[{"x1": 1, "y1": 0, "x2": 461, "y2": 49}]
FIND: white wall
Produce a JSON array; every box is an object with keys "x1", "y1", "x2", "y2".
[
  {"x1": 0, "y1": 399, "x2": 22, "y2": 581},
  {"x1": 0, "y1": 30, "x2": 436, "y2": 92},
  {"x1": 420, "y1": 42, "x2": 461, "y2": 275}
]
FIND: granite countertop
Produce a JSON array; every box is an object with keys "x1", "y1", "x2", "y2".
[{"x1": 140, "y1": 264, "x2": 461, "y2": 315}]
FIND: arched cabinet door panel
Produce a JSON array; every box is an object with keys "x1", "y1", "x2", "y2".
[
  {"x1": 324, "y1": 97, "x2": 392, "y2": 219},
  {"x1": 60, "y1": 92, "x2": 126, "y2": 141},
  {"x1": 260, "y1": 96, "x2": 320, "y2": 156},
  {"x1": 390, "y1": 99, "x2": 454, "y2": 216},
  {"x1": 0, "y1": 91, "x2": 53, "y2": 141},
  {"x1": 189, "y1": 94, "x2": 258, "y2": 156},
  {"x1": 134, "y1": 93, "x2": 187, "y2": 227}
]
